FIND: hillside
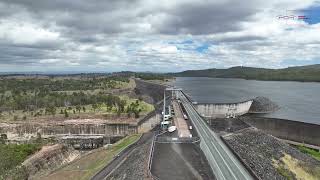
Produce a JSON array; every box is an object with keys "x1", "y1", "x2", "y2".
[{"x1": 173, "y1": 64, "x2": 320, "y2": 82}]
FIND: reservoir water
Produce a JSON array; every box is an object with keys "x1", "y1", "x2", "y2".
[{"x1": 173, "y1": 77, "x2": 320, "y2": 125}]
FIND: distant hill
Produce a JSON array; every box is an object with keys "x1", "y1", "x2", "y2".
[{"x1": 172, "y1": 64, "x2": 320, "y2": 82}]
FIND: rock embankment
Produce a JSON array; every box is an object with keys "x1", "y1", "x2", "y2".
[
  {"x1": 22, "y1": 144, "x2": 80, "y2": 179},
  {"x1": 223, "y1": 128, "x2": 320, "y2": 180},
  {"x1": 208, "y1": 118, "x2": 250, "y2": 135},
  {"x1": 134, "y1": 79, "x2": 166, "y2": 104},
  {"x1": 106, "y1": 133, "x2": 153, "y2": 180},
  {"x1": 249, "y1": 96, "x2": 279, "y2": 113}
]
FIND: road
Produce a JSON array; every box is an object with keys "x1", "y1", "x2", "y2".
[
  {"x1": 91, "y1": 132, "x2": 154, "y2": 180},
  {"x1": 172, "y1": 100, "x2": 191, "y2": 137},
  {"x1": 177, "y1": 91, "x2": 253, "y2": 180}
]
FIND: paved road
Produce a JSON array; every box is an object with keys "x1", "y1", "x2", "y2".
[
  {"x1": 172, "y1": 100, "x2": 191, "y2": 137},
  {"x1": 91, "y1": 132, "x2": 154, "y2": 180},
  {"x1": 177, "y1": 91, "x2": 253, "y2": 180}
]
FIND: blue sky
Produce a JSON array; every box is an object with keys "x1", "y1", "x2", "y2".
[
  {"x1": 302, "y1": 5, "x2": 320, "y2": 24},
  {"x1": 0, "y1": 0, "x2": 319, "y2": 72}
]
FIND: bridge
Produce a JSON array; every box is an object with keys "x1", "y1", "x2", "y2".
[{"x1": 176, "y1": 90, "x2": 253, "y2": 180}]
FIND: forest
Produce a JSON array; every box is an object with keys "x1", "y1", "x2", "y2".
[
  {"x1": 173, "y1": 64, "x2": 320, "y2": 82},
  {"x1": 0, "y1": 76, "x2": 153, "y2": 121}
]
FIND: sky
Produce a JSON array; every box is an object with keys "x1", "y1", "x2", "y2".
[{"x1": 0, "y1": 0, "x2": 320, "y2": 73}]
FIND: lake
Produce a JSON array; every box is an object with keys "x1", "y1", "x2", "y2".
[{"x1": 172, "y1": 77, "x2": 320, "y2": 125}]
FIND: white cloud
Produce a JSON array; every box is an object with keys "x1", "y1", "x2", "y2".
[
  {"x1": 0, "y1": 0, "x2": 319, "y2": 72},
  {"x1": 0, "y1": 20, "x2": 60, "y2": 45}
]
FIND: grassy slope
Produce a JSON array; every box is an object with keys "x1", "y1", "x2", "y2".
[
  {"x1": 296, "y1": 145, "x2": 320, "y2": 161},
  {"x1": 0, "y1": 78, "x2": 139, "y2": 122},
  {"x1": 0, "y1": 144, "x2": 41, "y2": 179},
  {"x1": 274, "y1": 153, "x2": 320, "y2": 180},
  {"x1": 42, "y1": 134, "x2": 141, "y2": 180},
  {"x1": 0, "y1": 96, "x2": 154, "y2": 122}
]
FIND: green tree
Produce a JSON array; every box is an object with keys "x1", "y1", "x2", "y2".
[
  {"x1": 64, "y1": 109, "x2": 69, "y2": 118},
  {"x1": 92, "y1": 104, "x2": 98, "y2": 112},
  {"x1": 76, "y1": 105, "x2": 81, "y2": 113}
]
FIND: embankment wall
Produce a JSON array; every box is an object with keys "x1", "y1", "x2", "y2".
[
  {"x1": 241, "y1": 117, "x2": 320, "y2": 146},
  {"x1": 134, "y1": 79, "x2": 166, "y2": 104},
  {"x1": 22, "y1": 144, "x2": 80, "y2": 179},
  {"x1": 0, "y1": 122, "x2": 137, "y2": 140}
]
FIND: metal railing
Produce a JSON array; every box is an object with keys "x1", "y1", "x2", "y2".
[{"x1": 155, "y1": 136, "x2": 200, "y2": 143}]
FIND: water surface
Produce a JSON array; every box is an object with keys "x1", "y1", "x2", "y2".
[{"x1": 173, "y1": 77, "x2": 320, "y2": 125}]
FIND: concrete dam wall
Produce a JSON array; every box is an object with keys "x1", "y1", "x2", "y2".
[
  {"x1": 241, "y1": 117, "x2": 320, "y2": 146},
  {"x1": 195, "y1": 100, "x2": 253, "y2": 118},
  {"x1": 0, "y1": 120, "x2": 137, "y2": 140}
]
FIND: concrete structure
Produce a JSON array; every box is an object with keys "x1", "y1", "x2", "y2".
[
  {"x1": 195, "y1": 100, "x2": 253, "y2": 118},
  {"x1": 178, "y1": 91, "x2": 253, "y2": 180},
  {"x1": 137, "y1": 112, "x2": 162, "y2": 133},
  {"x1": 58, "y1": 134, "x2": 106, "y2": 149},
  {"x1": 242, "y1": 117, "x2": 320, "y2": 146},
  {"x1": 0, "y1": 120, "x2": 137, "y2": 140}
]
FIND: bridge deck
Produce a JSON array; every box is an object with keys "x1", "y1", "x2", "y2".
[
  {"x1": 178, "y1": 91, "x2": 253, "y2": 180},
  {"x1": 172, "y1": 100, "x2": 191, "y2": 138}
]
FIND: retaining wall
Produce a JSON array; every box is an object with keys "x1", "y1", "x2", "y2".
[
  {"x1": 242, "y1": 117, "x2": 320, "y2": 146},
  {"x1": 138, "y1": 112, "x2": 162, "y2": 133}
]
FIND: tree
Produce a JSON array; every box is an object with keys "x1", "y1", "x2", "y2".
[
  {"x1": 45, "y1": 106, "x2": 56, "y2": 116},
  {"x1": 64, "y1": 109, "x2": 69, "y2": 118},
  {"x1": 92, "y1": 104, "x2": 98, "y2": 112},
  {"x1": 118, "y1": 100, "x2": 126, "y2": 113},
  {"x1": 76, "y1": 105, "x2": 81, "y2": 113}
]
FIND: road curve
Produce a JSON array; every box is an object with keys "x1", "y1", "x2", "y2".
[{"x1": 178, "y1": 91, "x2": 253, "y2": 180}]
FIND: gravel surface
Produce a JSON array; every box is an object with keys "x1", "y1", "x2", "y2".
[
  {"x1": 106, "y1": 134, "x2": 153, "y2": 180},
  {"x1": 151, "y1": 143, "x2": 215, "y2": 180},
  {"x1": 208, "y1": 118, "x2": 250, "y2": 135},
  {"x1": 223, "y1": 128, "x2": 320, "y2": 180},
  {"x1": 249, "y1": 96, "x2": 279, "y2": 113}
]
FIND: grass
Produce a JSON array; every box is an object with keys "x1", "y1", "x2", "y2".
[
  {"x1": 0, "y1": 96, "x2": 154, "y2": 122},
  {"x1": 273, "y1": 153, "x2": 320, "y2": 180},
  {"x1": 295, "y1": 145, "x2": 320, "y2": 161},
  {"x1": 0, "y1": 143, "x2": 41, "y2": 179},
  {"x1": 42, "y1": 134, "x2": 141, "y2": 180}
]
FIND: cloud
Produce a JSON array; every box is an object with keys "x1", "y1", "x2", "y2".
[{"x1": 0, "y1": 0, "x2": 319, "y2": 72}]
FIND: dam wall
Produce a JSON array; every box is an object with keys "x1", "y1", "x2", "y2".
[
  {"x1": 138, "y1": 112, "x2": 161, "y2": 133},
  {"x1": 241, "y1": 117, "x2": 320, "y2": 146},
  {"x1": 195, "y1": 100, "x2": 253, "y2": 118},
  {"x1": 0, "y1": 121, "x2": 137, "y2": 140}
]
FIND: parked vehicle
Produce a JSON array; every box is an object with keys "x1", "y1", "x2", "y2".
[
  {"x1": 168, "y1": 126, "x2": 177, "y2": 132},
  {"x1": 183, "y1": 114, "x2": 188, "y2": 120}
]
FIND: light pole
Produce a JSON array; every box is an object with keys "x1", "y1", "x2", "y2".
[{"x1": 163, "y1": 89, "x2": 166, "y2": 122}]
